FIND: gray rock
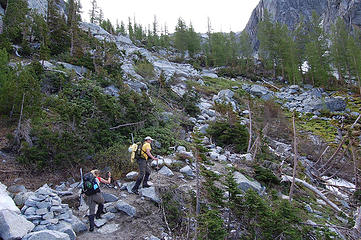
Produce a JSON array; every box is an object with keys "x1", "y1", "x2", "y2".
[
  {"x1": 147, "y1": 236, "x2": 161, "y2": 240},
  {"x1": 57, "y1": 62, "x2": 88, "y2": 76},
  {"x1": 158, "y1": 166, "x2": 174, "y2": 177},
  {"x1": 22, "y1": 230, "x2": 70, "y2": 240},
  {"x1": 180, "y1": 165, "x2": 195, "y2": 177},
  {"x1": 201, "y1": 70, "x2": 218, "y2": 79},
  {"x1": 27, "y1": 0, "x2": 48, "y2": 17},
  {"x1": 57, "y1": 225, "x2": 76, "y2": 240},
  {"x1": 94, "y1": 218, "x2": 107, "y2": 228},
  {"x1": 7, "y1": 185, "x2": 26, "y2": 194},
  {"x1": 139, "y1": 187, "x2": 160, "y2": 203},
  {"x1": 0, "y1": 182, "x2": 20, "y2": 213},
  {"x1": 104, "y1": 85, "x2": 120, "y2": 97},
  {"x1": 71, "y1": 216, "x2": 87, "y2": 233},
  {"x1": 14, "y1": 191, "x2": 35, "y2": 206},
  {"x1": 36, "y1": 208, "x2": 49, "y2": 215},
  {"x1": 104, "y1": 203, "x2": 118, "y2": 213},
  {"x1": 199, "y1": 124, "x2": 209, "y2": 134},
  {"x1": 305, "y1": 204, "x2": 313, "y2": 213},
  {"x1": 124, "y1": 80, "x2": 148, "y2": 93},
  {"x1": 97, "y1": 223, "x2": 119, "y2": 234},
  {"x1": 115, "y1": 200, "x2": 136, "y2": 217},
  {"x1": 125, "y1": 182, "x2": 136, "y2": 194},
  {"x1": 24, "y1": 207, "x2": 37, "y2": 216},
  {"x1": 239, "y1": 153, "x2": 253, "y2": 162},
  {"x1": 0, "y1": 210, "x2": 34, "y2": 240},
  {"x1": 102, "y1": 193, "x2": 119, "y2": 203},
  {"x1": 233, "y1": 171, "x2": 263, "y2": 193},
  {"x1": 177, "y1": 146, "x2": 187, "y2": 152},
  {"x1": 102, "y1": 212, "x2": 115, "y2": 221},
  {"x1": 126, "y1": 171, "x2": 139, "y2": 180}
]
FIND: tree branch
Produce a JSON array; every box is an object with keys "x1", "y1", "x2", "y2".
[{"x1": 109, "y1": 120, "x2": 145, "y2": 130}]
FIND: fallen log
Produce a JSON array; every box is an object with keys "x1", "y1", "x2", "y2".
[{"x1": 281, "y1": 175, "x2": 345, "y2": 214}]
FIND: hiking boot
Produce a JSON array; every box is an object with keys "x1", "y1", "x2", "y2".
[
  {"x1": 88, "y1": 215, "x2": 95, "y2": 232},
  {"x1": 95, "y1": 204, "x2": 105, "y2": 219},
  {"x1": 131, "y1": 187, "x2": 139, "y2": 195},
  {"x1": 142, "y1": 183, "x2": 151, "y2": 188}
]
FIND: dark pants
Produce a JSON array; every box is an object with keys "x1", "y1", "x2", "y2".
[
  {"x1": 133, "y1": 158, "x2": 151, "y2": 190},
  {"x1": 85, "y1": 192, "x2": 104, "y2": 215}
]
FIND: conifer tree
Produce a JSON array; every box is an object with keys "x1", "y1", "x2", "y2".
[
  {"x1": 47, "y1": 0, "x2": 70, "y2": 55},
  {"x1": 89, "y1": 0, "x2": 98, "y2": 24},
  {"x1": 174, "y1": 18, "x2": 188, "y2": 55},
  {"x1": 347, "y1": 29, "x2": 361, "y2": 94},
  {"x1": 239, "y1": 31, "x2": 253, "y2": 72},
  {"x1": 3, "y1": 0, "x2": 29, "y2": 43},
  {"x1": 293, "y1": 16, "x2": 308, "y2": 82},
  {"x1": 330, "y1": 18, "x2": 349, "y2": 83},
  {"x1": 68, "y1": 0, "x2": 82, "y2": 57},
  {"x1": 304, "y1": 11, "x2": 330, "y2": 86},
  {"x1": 128, "y1": 17, "x2": 134, "y2": 40},
  {"x1": 116, "y1": 20, "x2": 126, "y2": 35},
  {"x1": 186, "y1": 23, "x2": 201, "y2": 57},
  {"x1": 257, "y1": 10, "x2": 277, "y2": 77}
]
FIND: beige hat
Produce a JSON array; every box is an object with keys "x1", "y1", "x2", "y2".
[{"x1": 144, "y1": 136, "x2": 154, "y2": 141}]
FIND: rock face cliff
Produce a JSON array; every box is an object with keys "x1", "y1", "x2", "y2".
[{"x1": 244, "y1": 0, "x2": 361, "y2": 49}]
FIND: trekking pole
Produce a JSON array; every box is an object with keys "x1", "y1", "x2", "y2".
[
  {"x1": 79, "y1": 168, "x2": 84, "y2": 209},
  {"x1": 131, "y1": 133, "x2": 134, "y2": 144}
]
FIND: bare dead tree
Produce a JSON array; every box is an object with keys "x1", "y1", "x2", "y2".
[
  {"x1": 247, "y1": 100, "x2": 252, "y2": 153},
  {"x1": 193, "y1": 149, "x2": 201, "y2": 240},
  {"x1": 289, "y1": 112, "x2": 298, "y2": 202},
  {"x1": 14, "y1": 93, "x2": 25, "y2": 146}
]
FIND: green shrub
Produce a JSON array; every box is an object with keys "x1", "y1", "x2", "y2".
[
  {"x1": 94, "y1": 142, "x2": 135, "y2": 179},
  {"x1": 254, "y1": 165, "x2": 280, "y2": 186},
  {"x1": 181, "y1": 92, "x2": 200, "y2": 117},
  {"x1": 207, "y1": 120, "x2": 248, "y2": 153},
  {"x1": 198, "y1": 209, "x2": 226, "y2": 240},
  {"x1": 161, "y1": 190, "x2": 183, "y2": 230},
  {"x1": 135, "y1": 59, "x2": 154, "y2": 79}
]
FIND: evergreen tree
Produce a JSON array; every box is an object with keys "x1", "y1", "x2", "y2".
[
  {"x1": 347, "y1": 29, "x2": 361, "y2": 94},
  {"x1": 3, "y1": 0, "x2": 29, "y2": 43},
  {"x1": 257, "y1": 10, "x2": 278, "y2": 77},
  {"x1": 304, "y1": 11, "x2": 330, "y2": 86},
  {"x1": 48, "y1": 0, "x2": 70, "y2": 55},
  {"x1": 330, "y1": 17, "x2": 349, "y2": 83},
  {"x1": 186, "y1": 23, "x2": 201, "y2": 57},
  {"x1": 174, "y1": 18, "x2": 188, "y2": 55},
  {"x1": 68, "y1": 0, "x2": 82, "y2": 57},
  {"x1": 89, "y1": 0, "x2": 98, "y2": 24},
  {"x1": 239, "y1": 31, "x2": 253, "y2": 72},
  {"x1": 128, "y1": 17, "x2": 134, "y2": 40},
  {"x1": 293, "y1": 16, "x2": 308, "y2": 83},
  {"x1": 116, "y1": 20, "x2": 126, "y2": 35}
]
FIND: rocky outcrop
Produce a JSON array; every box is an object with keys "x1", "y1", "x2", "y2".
[
  {"x1": 0, "y1": 182, "x2": 20, "y2": 213},
  {"x1": 0, "y1": 4, "x2": 4, "y2": 34},
  {"x1": 0, "y1": 210, "x2": 34, "y2": 240},
  {"x1": 27, "y1": 0, "x2": 48, "y2": 17},
  {"x1": 244, "y1": 0, "x2": 361, "y2": 49}
]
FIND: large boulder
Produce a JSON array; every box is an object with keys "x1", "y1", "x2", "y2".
[
  {"x1": 102, "y1": 193, "x2": 119, "y2": 203},
  {"x1": 115, "y1": 200, "x2": 136, "y2": 217},
  {"x1": 139, "y1": 187, "x2": 160, "y2": 203},
  {"x1": 233, "y1": 172, "x2": 263, "y2": 193},
  {"x1": 0, "y1": 209, "x2": 34, "y2": 240},
  {"x1": 158, "y1": 166, "x2": 174, "y2": 177},
  {"x1": 0, "y1": 182, "x2": 20, "y2": 213},
  {"x1": 22, "y1": 230, "x2": 70, "y2": 240}
]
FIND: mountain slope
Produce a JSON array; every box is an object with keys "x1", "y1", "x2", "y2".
[{"x1": 244, "y1": 0, "x2": 361, "y2": 49}]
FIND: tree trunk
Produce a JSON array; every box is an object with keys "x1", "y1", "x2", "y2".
[
  {"x1": 247, "y1": 100, "x2": 252, "y2": 153},
  {"x1": 14, "y1": 93, "x2": 25, "y2": 146},
  {"x1": 289, "y1": 113, "x2": 298, "y2": 202},
  {"x1": 351, "y1": 144, "x2": 360, "y2": 190}
]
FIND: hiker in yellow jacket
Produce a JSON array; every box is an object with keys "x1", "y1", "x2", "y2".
[{"x1": 132, "y1": 136, "x2": 158, "y2": 194}]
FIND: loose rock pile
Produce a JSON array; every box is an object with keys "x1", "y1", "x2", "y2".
[{"x1": 20, "y1": 185, "x2": 85, "y2": 239}]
